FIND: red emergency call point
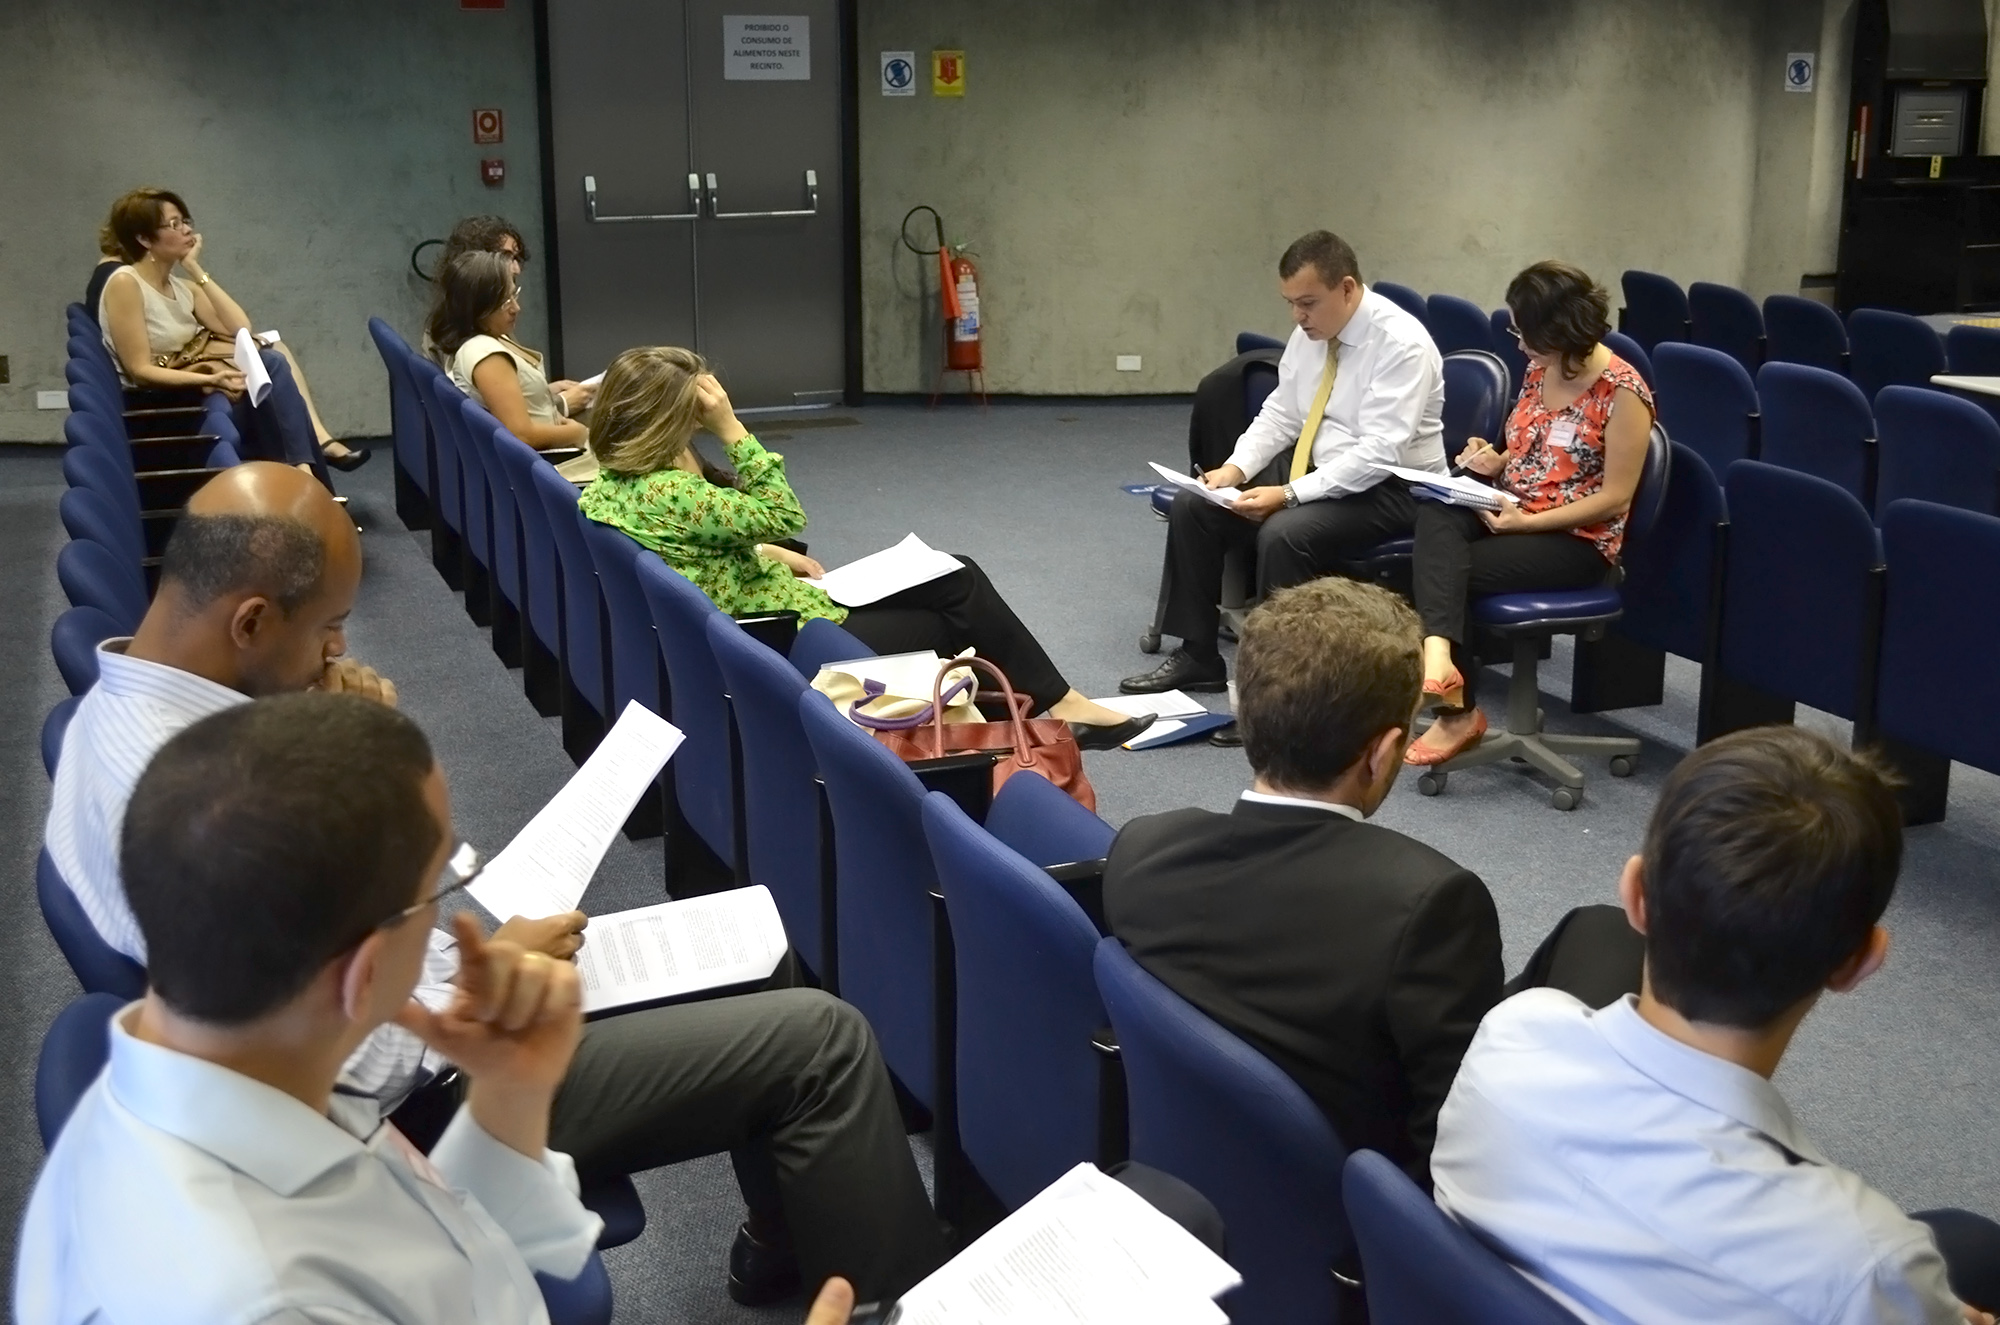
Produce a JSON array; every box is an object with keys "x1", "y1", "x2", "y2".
[
  {"x1": 481, "y1": 158, "x2": 506, "y2": 187},
  {"x1": 473, "y1": 108, "x2": 503, "y2": 144}
]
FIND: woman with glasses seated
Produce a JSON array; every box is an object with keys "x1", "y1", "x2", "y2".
[
  {"x1": 429, "y1": 251, "x2": 598, "y2": 477},
  {"x1": 1405, "y1": 261, "x2": 1654, "y2": 766},
  {"x1": 575, "y1": 345, "x2": 1155, "y2": 747},
  {"x1": 95, "y1": 188, "x2": 368, "y2": 471}
]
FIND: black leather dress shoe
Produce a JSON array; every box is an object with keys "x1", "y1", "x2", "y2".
[
  {"x1": 1119, "y1": 649, "x2": 1227, "y2": 695},
  {"x1": 323, "y1": 444, "x2": 373, "y2": 472},
  {"x1": 727, "y1": 1222, "x2": 802, "y2": 1306},
  {"x1": 1207, "y1": 720, "x2": 1243, "y2": 748},
  {"x1": 1069, "y1": 712, "x2": 1159, "y2": 751}
]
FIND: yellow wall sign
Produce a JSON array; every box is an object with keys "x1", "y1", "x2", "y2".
[{"x1": 932, "y1": 49, "x2": 965, "y2": 97}]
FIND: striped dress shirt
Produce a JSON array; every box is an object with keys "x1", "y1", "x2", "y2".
[{"x1": 44, "y1": 640, "x2": 459, "y2": 1102}]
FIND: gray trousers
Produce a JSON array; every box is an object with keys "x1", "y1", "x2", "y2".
[{"x1": 548, "y1": 988, "x2": 945, "y2": 1300}]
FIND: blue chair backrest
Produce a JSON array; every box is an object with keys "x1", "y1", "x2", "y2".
[
  {"x1": 1618, "y1": 270, "x2": 1689, "y2": 353},
  {"x1": 35, "y1": 992, "x2": 128, "y2": 1149},
  {"x1": 1654, "y1": 342, "x2": 1759, "y2": 473},
  {"x1": 1374, "y1": 282, "x2": 1430, "y2": 333},
  {"x1": 1245, "y1": 359, "x2": 1279, "y2": 425},
  {"x1": 1617, "y1": 440, "x2": 1724, "y2": 662},
  {"x1": 463, "y1": 398, "x2": 525, "y2": 610},
  {"x1": 788, "y1": 615, "x2": 874, "y2": 680},
  {"x1": 1440, "y1": 351, "x2": 1510, "y2": 458},
  {"x1": 368, "y1": 317, "x2": 432, "y2": 498},
  {"x1": 51, "y1": 606, "x2": 122, "y2": 696},
  {"x1": 1946, "y1": 323, "x2": 2000, "y2": 376},
  {"x1": 1873, "y1": 385, "x2": 2000, "y2": 517},
  {"x1": 205, "y1": 437, "x2": 242, "y2": 468},
  {"x1": 1425, "y1": 294, "x2": 1495, "y2": 356},
  {"x1": 580, "y1": 520, "x2": 664, "y2": 719},
  {"x1": 1489, "y1": 308, "x2": 1529, "y2": 396},
  {"x1": 58, "y1": 538, "x2": 146, "y2": 634},
  {"x1": 59, "y1": 486, "x2": 143, "y2": 568},
  {"x1": 707, "y1": 613, "x2": 827, "y2": 974},
  {"x1": 428, "y1": 373, "x2": 491, "y2": 572},
  {"x1": 63, "y1": 407, "x2": 134, "y2": 464},
  {"x1": 1602, "y1": 332, "x2": 1655, "y2": 390},
  {"x1": 1095, "y1": 938, "x2": 1350, "y2": 1325},
  {"x1": 632, "y1": 555, "x2": 733, "y2": 863},
  {"x1": 492, "y1": 432, "x2": 563, "y2": 657},
  {"x1": 1848, "y1": 308, "x2": 1945, "y2": 400},
  {"x1": 1235, "y1": 331, "x2": 1285, "y2": 356},
  {"x1": 38, "y1": 851, "x2": 147, "y2": 1002},
  {"x1": 1343, "y1": 1151, "x2": 1585, "y2": 1325},
  {"x1": 528, "y1": 459, "x2": 608, "y2": 719},
  {"x1": 797, "y1": 689, "x2": 940, "y2": 1107},
  {"x1": 65, "y1": 352, "x2": 119, "y2": 397},
  {"x1": 413, "y1": 361, "x2": 467, "y2": 537},
  {"x1": 1879, "y1": 500, "x2": 2000, "y2": 774},
  {"x1": 1720, "y1": 461, "x2": 1883, "y2": 720},
  {"x1": 1763, "y1": 295, "x2": 1849, "y2": 373},
  {"x1": 42, "y1": 697, "x2": 80, "y2": 778},
  {"x1": 925, "y1": 793, "x2": 1106, "y2": 1210},
  {"x1": 1687, "y1": 281, "x2": 1765, "y2": 374},
  {"x1": 1755, "y1": 361, "x2": 1876, "y2": 505},
  {"x1": 981, "y1": 767, "x2": 1115, "y2": 868},
  {"x1": 1622, "y1": 423, "x2": 1674, "y2": 553},
  {"x1": 61, "y1": 448, "x2": 141, "y2": 535}
]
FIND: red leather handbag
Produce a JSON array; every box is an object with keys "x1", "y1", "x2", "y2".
[{"x1": 850, "y1": 655, "x2": 1096, "y2": 811}]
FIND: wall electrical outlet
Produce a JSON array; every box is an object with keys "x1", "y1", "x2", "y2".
[
  {"x1": 37, "y1": 390, "x2": 67, "y2": 410},
  {"x1": 1116, "y1": 354, "x2": 1143, "y2": 372}
]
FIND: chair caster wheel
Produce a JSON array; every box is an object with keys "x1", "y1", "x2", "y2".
[
  {"x1": 1139, "y1": 632, "x2": 1161, "y2": 654},
  {"x1": 1609, "y1": 755, "x2": 1635, "y2": 777},
  {"x1": 1417, "y1": 771, "x2": 1446, "y2": 796},
  {"x1": 1551, "y1": 786, "x2": 1581, "y2": 811}
]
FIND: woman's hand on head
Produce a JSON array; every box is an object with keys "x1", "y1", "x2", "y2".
[
  {"x1": 180, "y1": 231, "x2": 205, "y2": 272},
  {"x1": 694, "y1": 373, "x2": 741, "y2": 433}
]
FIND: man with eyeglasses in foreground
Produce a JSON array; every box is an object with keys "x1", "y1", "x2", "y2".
[
  {"x1": 42, "y1": 462, "x2": 943, "y2": 1306},
  {"x1": 17, "y1": 694, "x2": 863, "y2": 1325}
]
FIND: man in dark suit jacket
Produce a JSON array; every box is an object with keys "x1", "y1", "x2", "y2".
[{"x1": 1104, "y1": 577, "x2": 1639, "y2": 1186}]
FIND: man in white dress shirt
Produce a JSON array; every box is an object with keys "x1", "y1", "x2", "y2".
[
  {"x1": 1432, "y1": 727, "x2": 2000, "y2": 1325},
  {"x1": 1122, "y1": 229, "x2": 1444, "y2": 697},
  {"x1": 42, "y1": 462, "x2": 945, "y2": 1305}
]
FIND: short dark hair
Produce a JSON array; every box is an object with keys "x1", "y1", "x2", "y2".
[
  {"x1": 1506, "y1": 261, "x2": 1611, "y2": 378},
  {"x1": 1236, "y1": 578, "x2": 1420, "y2": 790},
  {"x1": 160, "y1": 513, "x2": 326, "y2": 615},
  {"x1": 103, "y1": 188, "x2": 192, "y2": 264},
  {"x1": 427, "y1": 250, "x2": 515, "y2": 360},
  {"x1": 441, "y1": 214, "x2": 529, "y2": 271},
  {"x1": 1641, "y1": 726, "x2": 1903, "y2": 1029},
  {"x1": 124, "y1": 694, "x2": 443, "y2": 1025},
  {"x1": 1278, "y1": 230, "x2": 1363, "y2": 289}
]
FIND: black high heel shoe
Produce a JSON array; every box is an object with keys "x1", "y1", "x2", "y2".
[
  {"x1": 1069, "y1": 712, "x2": 1159, "y2": 751},
  {"x1": 323, "y1": 444, "x2": 373, "y2": 473}
]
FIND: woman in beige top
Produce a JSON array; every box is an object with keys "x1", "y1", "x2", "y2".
[
  {"x1": 428, "y1": 250, "x2": 596, "y2": 458},
  {"x1": 95, "y1": 188, "x2": 367, "y2": 470}
]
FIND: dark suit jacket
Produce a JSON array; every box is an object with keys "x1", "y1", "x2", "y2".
[{"x1": 1104, "y1": 799, "x2": 1502, "y2": 1185}]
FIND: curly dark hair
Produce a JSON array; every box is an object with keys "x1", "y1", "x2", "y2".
[{"x1": 1506, "y1": 261, "x2": 1611, "y2": 380}]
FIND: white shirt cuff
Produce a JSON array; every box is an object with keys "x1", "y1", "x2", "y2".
[{"x1": 432, "y1": 1109, "x2": 602, "y2": 1280}]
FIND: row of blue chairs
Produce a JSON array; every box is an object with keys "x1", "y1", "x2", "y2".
[{"x1": 1366, "y1": 280, "x2": 1657, "y2": 401}]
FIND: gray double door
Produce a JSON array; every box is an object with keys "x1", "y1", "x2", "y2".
[{"x1": 546, "y1": 0, "x2": 844, "y2": 408}]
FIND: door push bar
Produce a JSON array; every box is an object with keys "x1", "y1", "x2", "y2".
[
  {"x1": 704, "y1": 169, "x2": 819, "y2": 219},
  {"x1": 582, "y1": 173, "x2": 703, "y2": 223}
]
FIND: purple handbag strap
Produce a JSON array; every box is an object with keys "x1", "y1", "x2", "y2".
[{"x1": 844, "y1": 674, "x2": 975, "y2": 731}]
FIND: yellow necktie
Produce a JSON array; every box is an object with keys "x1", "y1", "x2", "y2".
[{"x1": 1290, "y1": 343, "x2": 1339, "y2": 481}]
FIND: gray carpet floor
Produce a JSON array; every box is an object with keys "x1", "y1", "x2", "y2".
[{"x1": 3, "y1": 399, "x2": 1998, "y2": 1322}]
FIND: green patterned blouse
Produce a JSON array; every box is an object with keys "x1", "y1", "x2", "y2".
[{"x1": 577, "y1": 434, "x2": 848, "y2": 624}]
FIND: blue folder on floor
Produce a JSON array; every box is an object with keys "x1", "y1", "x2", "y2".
[{"x1": 1124, "y1": 710, "x2": 1235, "y2": 749}]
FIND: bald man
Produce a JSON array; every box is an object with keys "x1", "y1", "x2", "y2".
[{"x1": 44, "y1": 462, "x2": 946, "y2": 1305}]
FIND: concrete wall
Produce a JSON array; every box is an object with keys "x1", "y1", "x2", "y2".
[
  {"x1": 857, "y1": 0, "x2": 1844, "y2": 395},
  {"x1": 0, "y1": 1, "x2": 546, "y2": 443}
]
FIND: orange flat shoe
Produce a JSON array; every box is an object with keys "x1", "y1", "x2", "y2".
[
  {"x1": 1421, "y1": 668, "x2": 1465, "y2": 710},
  {"x1": 1405, "y1": 708, "x2": 1488, "y2": 766}
]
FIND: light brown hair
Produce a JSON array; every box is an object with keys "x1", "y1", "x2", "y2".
[
  {"x1": 587, "y1": 346, "x2": 711, "y2": 477},
  {"x1": 103, "y1": 187, "x2": 192, "y2": 263}
]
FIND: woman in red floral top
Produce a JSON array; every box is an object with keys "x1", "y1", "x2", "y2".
[{"x1": 1407, "y1": 262, "x2": 1655, "y2": 765}]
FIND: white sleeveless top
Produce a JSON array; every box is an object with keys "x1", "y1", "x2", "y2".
[
  {"x1": 99, "y1": 268, "x2": 203, "y2": 383},
  {"x1": 448, "y1": 334, "x2": 562, "y2": 425}
]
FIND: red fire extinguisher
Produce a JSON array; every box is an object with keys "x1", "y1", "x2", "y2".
[{"x1": 904, "y1": 205, "x2": 988, "y2": 405}]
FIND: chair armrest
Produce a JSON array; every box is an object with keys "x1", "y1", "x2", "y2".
[
  {"x1": 911, "y1": 751, "x2": 1001, "y2": 824},
  {"x1": 1044, "y1": 858, "x2": 1109, "y2": 934},
  {"x1": 539, "y1": 447, "x2": 587, "y2": 463},
  {"x1": 733, "y1": 610, "x2": 800, "y2": 655},
  {"x1": 1091, "y1": 1025, "x2": 1128, "y2": 1168}
]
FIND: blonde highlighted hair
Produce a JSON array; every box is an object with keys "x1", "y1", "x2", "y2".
[{"x1": 588, "y1": 346, "x2": 710, "y2": 477}]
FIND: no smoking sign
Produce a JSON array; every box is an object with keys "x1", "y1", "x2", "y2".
[{"x1": 473, "y1": 108, "x2": 504, "y2": 144}]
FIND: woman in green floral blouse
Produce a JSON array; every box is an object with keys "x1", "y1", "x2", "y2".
[{"x1": 576, "y1": 346, "x2": 1152, "y2": 746}]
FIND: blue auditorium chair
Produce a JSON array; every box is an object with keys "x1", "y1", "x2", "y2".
[
  {"x1": 1343, "y1": 1151, "x2": 1585, "y2": 1325},
  {"x1": 925, "y1": 792, "x2": 1114, "y2": 1211},
  {"x1": 58, "y1": 539, "x2": 147, "y2": 634},
  {"x1": 1602, "y1": 331, "x2": 1655, "y2": 389},
  {"x1": 59, "y1": 486, "x2": 145, "y2": 570},
  {"x1": 424, "y1": 372, "x2": 494, "y2": 625},
  {"x1": 1374, "y1": 281, "x2": 1431, "y2": 332},
  {"x1": 1849, "y1": 308, "x2": 1945, "y2": 401},
  {"x1": 579, "y1": 520, "x2": 664, "y2": 720},
  {"x1": 51, "y1": 606, "x2": 123, "y2": 696},
  {"x1": 1873, "y1": 385, "x2": 2000, "y2": 517},
  {"x1": 367, "y1": 317, "x2": 434, "y2": 530},
  {"x1": 37, "y1": 850, "x2": 146, "y2": 999},
  {"x1": 411, "y1": 359, "x2": 468, "y2": 589},
  {"x1": 205, "y1": 437, "x2": 242, "y2": 468},
  {"x1": 462, "y1": 399, "x2": 530, "y2": 666},
  {"x1": 42, "y1": 698, "x2": 79, "y2": 778},
  {"x1": 1095, "y1": 938, "x2": 1351, "y2": 1325},
  {"x1": 787, "y1": 614, "x2": 873, "y2": 681},
  {"x1": 489, "y1": 430, "x2": 566, "y2": 717},
  {"x1": 1490, "y1": 308, "x2": 1529, "y2": 396},
  {"x1": 981, "y1": 763, "x2": 1115, "y2": 869},
  {"x1": 1756, "y1": 362, "x2": 1877, "y2": 507},
  {"x1": 633, "y1": 554, "x2": 739, "y2": 870},
  {"x1": 1947, "y1": 322, "x2": 2000, "y2": 376},
  {"x1": 1764, "y1": 294, "x2": 1849, "y2": 374},
  {"x1": 528, "y1": 459, "x2": 610, "y2": 759},
  {"x1": 1687, "y1": 281, "x2": 1765, "y2": 373},
  {"x1": 1654, "y1": 343, "x2": 1759, "y2": 472},
  {"x1": 1617, "y1": 270, "x2": 1689, "y2": 353},
  {"x1": 1425, "y1": 293, "x2": 1496, "y2": 355},
  {"x1": 1235, "y1": 331, "x2": 1285, "y2": 355}
]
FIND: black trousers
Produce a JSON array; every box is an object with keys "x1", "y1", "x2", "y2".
[
  {"x1": 1915, "y1": 1209, "x2": 2000, "y2": 1311},
  {"x1": 840, "y1": 556, "x2": 1070, "y2": 715},
  {"x1": 1411, "y1": 502, "x2": 1612, "y2": 704},
  {"x1": 1502, "y1": 903, "x2": 1647, "y2": 1006},
  {"x1": 1161, "y1": 476, "x2": 1420, "y2": 656}
]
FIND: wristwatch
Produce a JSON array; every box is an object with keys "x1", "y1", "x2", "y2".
[{"x1": 1282, "y1": 483, "x2": 1300, "y2": 509}]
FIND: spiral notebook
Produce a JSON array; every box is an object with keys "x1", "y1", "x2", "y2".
[{"x1": 1373, "y1": 463, "x2": 1502, "y2": 511}]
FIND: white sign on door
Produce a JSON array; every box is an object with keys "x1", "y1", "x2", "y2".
[{"x1": 724, "y1": 15, "x2": 810, "y2": 81}]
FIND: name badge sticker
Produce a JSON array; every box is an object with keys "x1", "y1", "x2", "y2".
[{"x1": 1547, "y1": 420, "x2": 1581, "y2": 452}]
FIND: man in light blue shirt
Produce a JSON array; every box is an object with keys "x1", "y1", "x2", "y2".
[{"x1": 1433, "y1": 727, "x2": 2000, "y2": 1324}]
